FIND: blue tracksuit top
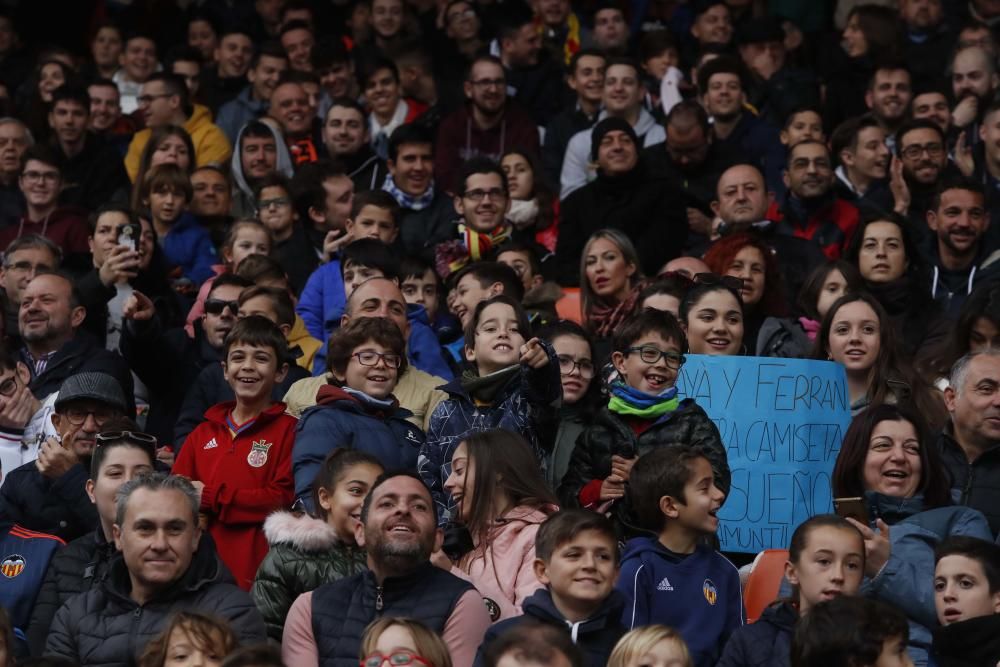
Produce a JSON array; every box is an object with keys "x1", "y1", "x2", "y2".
[{"x1": 616, "y1": 537, "x2": 744, "y2": 667}]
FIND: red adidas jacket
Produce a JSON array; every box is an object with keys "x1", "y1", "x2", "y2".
[{"x1": 174, "y1": 401, "x2": 297, "y2": 590}]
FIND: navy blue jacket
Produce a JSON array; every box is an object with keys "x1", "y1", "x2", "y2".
[
  {"x1": 475, "y1": 588, "x2": 626, "y2": 667},
  {"x1": 716, "y1": 600, "x2": 796, "y2": 667},
  {"x1": 0, "y1": 523, "x2": 62, "y2": 644},
  {"x1": 0, "y1": 462, "x2": 96, "y2": 541},
  {"x1": 714, "y1": 110, "x2": 785, "y2": 198},
  {"x1": 293, "y1": 385, "x2": 425, "y2": 511},
  {"x1": 616, "y1": 537, "x2": 744, "y2": 667}
]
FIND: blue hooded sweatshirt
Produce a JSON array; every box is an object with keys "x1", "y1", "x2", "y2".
[
  {"x1": 616, "y1": 537, "x2": 744, "y2": 667},
  {"x1": 160, "y1": 212, "x2": 218, "y2": 285}
]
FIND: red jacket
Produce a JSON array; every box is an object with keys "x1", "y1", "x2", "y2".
[
  {"x1": 765, "y1": 197, "x2": 860, "y2": 260},
  {"x1": 174, "y1": 401, "x2": 297, "y2": 590}
]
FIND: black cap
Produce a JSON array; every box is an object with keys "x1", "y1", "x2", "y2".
[
  {"x1": 691, "y1": 0, "x2": 727, "y2": 18},
  {"x1": 591, "y1": 117, "x2": 639, "y2": 161}
]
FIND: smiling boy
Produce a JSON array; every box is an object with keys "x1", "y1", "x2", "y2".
[
  {"x1": 173, "y1": 316, "x2": 297, "y2": 590},
  {"x1": 616, "y1": 445, "x2": 743, "y2": 667}
]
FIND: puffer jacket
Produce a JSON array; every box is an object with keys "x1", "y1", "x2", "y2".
[
  {"x1": 716, "y1": 600, "x2": 796, "y2": 667},
  {"x1": 756, "y1": 317, "x2": 813, "y2": 359},
  {"x1": 861, "y1": 492, "x2": 993, "y2": 667},
  {"x1": 558, "y1": 400, "x2": 729, "y2": 510},
  {"x1": 293, "y1": 385, "x2": 425, "y2": 510},
  {"x1": 450, "y1": 505, "x2": 553, "y2": 623},
  {"x1": 124, "y1": 103, "x2": 232, "y2": 181},
  {"x1": 251, "y1": 511, "x2": 366, "y2": 642},
  {"x1": 418, "y1": 343, "x2": 562, "y2": 522},
  {"x1": 27, "y1": 528, "x2": 116, "y2": 656},
  {"x1": 44, "y1": 538, "x2": 266, "y2": 666}
]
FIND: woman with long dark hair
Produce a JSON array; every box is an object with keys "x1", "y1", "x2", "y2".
[{"x1": 831, "y1": 403, "x2": 991, "y2": 665}]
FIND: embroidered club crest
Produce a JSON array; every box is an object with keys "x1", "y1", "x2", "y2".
[
  {"x1": 483, "y1": 597, "x2": 501, "y2": 621},
  {"x1": 703, "y1": 578, "x2": 718, "y2": 606},
  {"x1": 247, "y1": 440, "x2": 272, "y2": 468},
  {"x1": 1, "y1": 554, "x2": 25, "y2": 578}
]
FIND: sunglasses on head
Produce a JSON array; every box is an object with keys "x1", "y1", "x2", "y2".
[
  {"x1": 204, "y1": 298, "x2": 239, "y2": 316},
  {"x1": 95, "y1": 430, "x2": 158, "y2": 447}
]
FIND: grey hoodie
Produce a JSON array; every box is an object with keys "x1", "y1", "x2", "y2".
[{"x1": 230, "y1": 121, "x2": 295, "y2": 219}]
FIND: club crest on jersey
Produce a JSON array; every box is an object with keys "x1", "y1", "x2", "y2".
[
  {"x1": 703, "y1": 578, "x2": 718, "y2": 606},
  {"x1": 247, "y1": 440, "x2": 272, "y2": 468},
  {"x1": 1, "y1": 554, "x2": 24, "y2": 578}
]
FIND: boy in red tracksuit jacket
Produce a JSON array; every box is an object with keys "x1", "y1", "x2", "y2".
[{"x1": 174, "y1": 315, "x2": 297, "y2": 590}]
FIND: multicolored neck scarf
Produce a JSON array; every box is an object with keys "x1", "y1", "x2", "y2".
[
  {"x1": 436, "y1": 221, "x2": 512, "y2": 277},
  {"x1": 608, "y1": 381, "x2": 680, "y2": 419},
  {"x1": 382, "y1": 174, "x2": 435, "y2": 211}
]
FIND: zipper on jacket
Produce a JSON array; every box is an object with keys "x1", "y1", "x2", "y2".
[
  {"x1": 963, "y1": 464, "x2": 975, "y2": 502},
  {"x1": 376, "y1": 586, "x2": 384, "y2": 611}
]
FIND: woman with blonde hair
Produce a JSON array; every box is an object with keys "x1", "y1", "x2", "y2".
[
  {"x1": 579, "y1": 228, "x2": 646, "y2": 346},
  {"x1": 608, "y1": 625, "x2": 693, "y2": 667},
  {"x1": 360, "y1": 617, "x2": 452, "y2": 667}
]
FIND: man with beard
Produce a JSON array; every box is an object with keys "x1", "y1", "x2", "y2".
[
  {"x1": 643, "y1": 100, "x2": 737, "y2": 248},
  {"x1": 910, "y1": 82, "x2": 953, "y2": 137},
  {"x1": 0, "y1": 235, "x2": 59, "y2": 347},
  {"x1": 322, "y1": 99, "x2": 387, "y2": 194},
  {"x1": 892, "y1": 119, "x2": 955, "y2": 247},
  {"x1": 924, "y1": 178, "x2": 998, "y2": 316},
  {"x1": 434, "y1": 56, "x2": 539, "y2": 195},
  {"x1": 48, "y1": 85, "x2": 129, "y2": 213},
  {"x1": 230, "y1": 121, "x2": 295, "y2": 218},
  {"x1": 0, "y1": 372, "x2": 127, "y2": 541},
  {"x1": 498, "y1": 2, "x2": 564, "y2": 128},
  {"x1": 216, "y1": 43, "x2": 289, "y2": 144},
  {"x1": 697, "y1": 55, "x2": 784, "y2": 196},
  {"x1": 900, "y1": 0, "x2": 956, "y2": 82},
  {"x1": 281, "y1": 472, "x2": 491, "y2": 667},
  {"x1": 765, "y1": 140, "x2": 860, "y2": 259},
  {"x1": 864, "y1": 64, "x2": 913, "y2": 150},
  {"x1": 954, "y1": 98, "x2": 1000, "y2": 251},
  {"x1": 951, "y1": 45, "x2": 998, "y2": 144},
  {"x1": 832, "y1": 116, "x2": 894, "y2": 216}
]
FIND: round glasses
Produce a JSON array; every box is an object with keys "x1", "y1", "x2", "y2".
[{"x1": 557, "y1": 355, "x2": 595, "y2": 379}]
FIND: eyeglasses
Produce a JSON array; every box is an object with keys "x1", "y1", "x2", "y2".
[
  {"x1": 899, "y1": 142, "x2": 944, "y2": 160},
  {"x1": 352, "y1": 351, "x2": 403, "y2": 368},
  {"x1": 258, "y1": 196, "x2": 290, "y2": 210},
  {"x1": 21, "y1": 170, "x2": 59, "y2": 183},
  {"x1": 95, "y1": 430, "x2": 158, "y2": 447},
  {"x1": 63, "y1": 407, "x2": 116, "y2": 427},
  {"x1": 136, "y1": 92, "x2": 175, "y2": 106},
  {"x1": 557, "y1": 355, "x2": 595, "y2": 379},
  {"x1": 626, "y1": 345, "x2": 685, "y2": 369},
  {"x1": 469, "y1": 78, "x2": 505, "y2": 89},
  {"x1": 694, "y1": 273, "x2": 744, "y2": 292},
  {"x1": 463, "y1": 188, "x2": 506, "y2": 202},
  {"x1": 204, "y1": 298, "x2": 240, "y2": 316},
  {"x1": 360, "y1": 651, "x2": 432, "y2": 667},
  {"x1": 0, "y1": 373, "x2": 17, "y2": 397}
]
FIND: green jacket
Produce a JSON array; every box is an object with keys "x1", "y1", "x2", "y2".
[{"x1": 251, "y1": 511, "x2": 367, "y2": 641}]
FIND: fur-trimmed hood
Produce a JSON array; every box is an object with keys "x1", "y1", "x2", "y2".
[{"x1": 263, "y1": 511, "x2": 346, "y2": 551}]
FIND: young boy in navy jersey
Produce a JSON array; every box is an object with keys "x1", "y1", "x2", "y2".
[{"x1": 616, "y1": 445, "x2": 744, "y2": 667}]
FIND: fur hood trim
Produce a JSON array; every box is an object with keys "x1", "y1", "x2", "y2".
[{"x1": 263, "y1": 511, "x2": 345, "y2": 550}]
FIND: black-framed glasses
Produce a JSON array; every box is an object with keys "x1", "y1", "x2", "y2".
[
  {"x1": 63, "y1": 407, "x2": 116, "y2": 427},
  {"x1": 352, "y1": 351, "x2": 403, "y2": 368},
  {"x1": 205, "y1": 298, "x2": 239, "y2": 316},
  {"x1": 0, "y1": 373, "x2": 17, "y2": 397},
  {"x1": 899, "y1": 142, "x2": 944, "y2": 160},
  {"x1": 463, "y1": 188, "x2": 506, "y2": 202},
  {"x1": 258, "y1": 196, "x2": 290, "y2": 210},
  {"x1": 96, "y1": 430, "x2": 158, "y2": 447},
  {"x1": 626, "y1": 346, "x2": 685, "y2": 369},
  {"x1": 557, "y1": 355, "x2": 595, "y2": 379},
  {"x1": 360, "y1": 651, "x2": 431, "y2": 667},
  {"x1": 695, "y1": 273, "x2": 744, "y2": 292}
]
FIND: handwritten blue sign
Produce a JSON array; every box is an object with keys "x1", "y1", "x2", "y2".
[{"x1": 675, "y1": 355, "x2": 852, "y2": 553}]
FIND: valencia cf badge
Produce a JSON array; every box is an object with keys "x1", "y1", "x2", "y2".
[
  {"x1": 483, "y1": 597, "x2": 501, "y2": 622},
  {"x1": 702, "y1": 578, "x2": 718, "y2": 606},
  {"x1": 247, "y1": 440, "x2": 272, "y2": 468},
  {"x1": 1, "y1": 554, "x2": 24, "y2": 578}
]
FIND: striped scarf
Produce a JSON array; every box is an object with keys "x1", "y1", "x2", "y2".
[{"x1": 382, "y1": 174, "x2": 436, "y2": 211}]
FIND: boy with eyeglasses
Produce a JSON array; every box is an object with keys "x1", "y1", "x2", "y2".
[
  {"x1": 255, "y1": 173, "x2": 318, "y2": 295},
  {"x1": 291, "y1": 317, "x2": 424, "y2": 512},
  {"x1": 557, "y1": 308, "x2": 728, "y2": 526},
  {"x1": 0, "y1": 372, "x2": 129, "y2": 541},
  {"x1": 173, "y1": 316, "x2": 297, "y2": 590}
]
